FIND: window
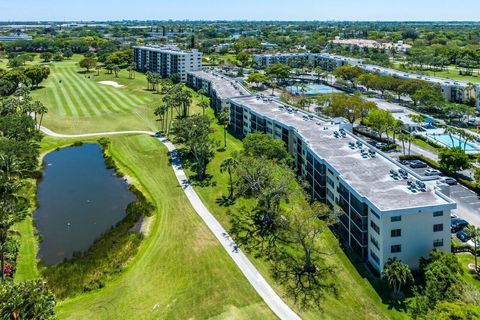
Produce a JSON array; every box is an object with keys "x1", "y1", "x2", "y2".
[
  {"x1": 434, "y1": 239, "x2": 444, "y2": 247},
  {"x1": 327, "y1": 177, "x2": 334, "y2": 188},
  {"x1": 370, "y1": 236, "x2": 379, "y2": 250},
  {"x1": 433, "y1": 224, "x2": 444, "y2": 232},
  {"x1": 391, "y1": 245, "x2": 402, "y2": 253},
  {"x1": 370, "y1": 250, "x2": 380, "y2": 264},
  {"x1": 371, "y1": 210, "x2": 380, "y2": 220},
  {"x1": 391, "y1": 216, "x2": 402, "y2": 222},
  {"x1": 433, "y1": 211, "x2": 443, "y2": 217},
  {"x1": 370, "y1": 221, "x2": 380, "y2": 234},
  {"x1": 391, "y1": 229, "x2": 401, "y2": 238}
]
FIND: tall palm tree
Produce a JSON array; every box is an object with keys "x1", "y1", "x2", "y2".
[
  {"x1": 444, "y1": 126, "x2": 458, "y2": 148},
  {"x1": 36, "y1": 102, "x2": 48, "y2": 130},
  {"x1": 382, "y1": 258, "x2": 413, "y2": 298},
  {"x1": 466, "y1": 225, "x2": 480, "y2": 273},
  {"x1": 398, "y1": 133, "x2": 407, "y2": 156},
  {"x1": 220, "y1": 157, "x2": 238, "y2": 199},
  {"x1": 154, "y1": 105, "x2": 167, "y2": 132},
  {"x1": 217, "y1": 107, "x2": 230, "y2": 148}
]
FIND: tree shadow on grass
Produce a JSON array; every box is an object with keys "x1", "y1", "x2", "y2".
[{"x1": 215, "y1": 195, "x2": 235, "y2": 207}]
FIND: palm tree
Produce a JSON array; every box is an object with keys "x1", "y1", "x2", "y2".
[
  {"x1": 112, "y1": 65, "x2": 120, "y2": 78},
  {"x1": 220, "y1": 157, "x2": 238, "y2": 199},
  {"x1": 37, "y1": 102, "x2": 48, "y2": 130},
  {"x1": 466, "y1": 225, "x2": 480, "y2": 273},
  {"x1": 405, "y1": 134, "x2": 414, "y2": 155},
  {"x1": 398, "y1": 133, "x2": 407, "y2": 156},
  {"x1": 31, "y1": 101, "x2": 48, "y2": 130},
  {"x1": 444, "y1": 126, "x2": 458, "y2": 148},
  {"x1": 198, "y1": 88, "x2": 209, "y2": 115},
  {"x1": 217, "y1": 107, "x2": 230, "y2": 148},
  {"x1": 382, "y1": 258, "x2": 413, "y2": 299},
  {"x1": 154, "y1": 105, "x2": 167, "y2": 132}
]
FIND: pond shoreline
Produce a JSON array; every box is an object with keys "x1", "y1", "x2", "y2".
[{"x1": 30, "y1": 138, "x2": 155, "y2": 299}]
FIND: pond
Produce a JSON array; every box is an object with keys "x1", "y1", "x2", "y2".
[{"x1": 34, "y1": 144, "x2": 136, "y2": 265}]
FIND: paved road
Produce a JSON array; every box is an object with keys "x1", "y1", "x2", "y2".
[{"x1": 40, "y1": 126, "x2": 300, "y2": 320}]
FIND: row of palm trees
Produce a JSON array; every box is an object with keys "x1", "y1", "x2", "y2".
[
  {"x1": 1, "y1": 87, "x2": 48, "y2": 130},
  {"x1": 153, "y1": 80, "x2": 193, "y2": 134}
]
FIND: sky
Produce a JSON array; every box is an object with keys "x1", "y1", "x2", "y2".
[{"x1": 0, "y1": 0, "x2": 479, "y2": 22}]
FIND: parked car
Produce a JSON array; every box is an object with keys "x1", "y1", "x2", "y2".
[
  {"x1": 400, "y1": 160, "x2": 411, "y2": 166},
  {"x1": 410, "y1": 160, "x2": 428, "y2": 168},
  {"x1": 451, "y1": 213, "x2": 459, "y2": 219},
  {"x1": 425, "y1": 169, "x2": 441, "y2": 176},
  {"x1": 456, "y1": 230, "x2": 472, "y2": 242},
  {"x1": 442, "y1": 177, "x2": 458, "y2": 185},
  {"x1": 375, "y1": 142, "x2": 387, "y2": 148},
  {"x1": 451, "y1": 218, "x2": 469, "y2": 233}
]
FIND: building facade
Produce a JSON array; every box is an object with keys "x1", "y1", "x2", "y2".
[
  {"x1": 186, "y1": 70, "x2": 249, "y2": 113},
  {"x1": 132, "y1": 45, "x2": 202, "y2": 82},
  {"x1": 228, "y1": 94, "x2": 456, "y2": 273}
]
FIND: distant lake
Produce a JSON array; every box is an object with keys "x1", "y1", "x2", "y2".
[{"x1": 34, "y1": 144, "x2": 136, "y2": 265}]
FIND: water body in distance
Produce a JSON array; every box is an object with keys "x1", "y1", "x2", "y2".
[{"x1": 34, "y1": 144, "x2": 136, "y2": 265}]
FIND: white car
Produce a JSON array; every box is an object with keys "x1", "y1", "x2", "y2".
[{"x1": 425, "y1": 169, "x2": 441, "y2": 176}]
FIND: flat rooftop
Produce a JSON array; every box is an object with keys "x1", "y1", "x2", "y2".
[
  {"x1": 189, "y1": 70, "x2": 249, "y2": 100},
  {"x1": 132, "y1": 45, "x2": 199, "y2": 56},
  {"x1": 230, "y1": 95, "x2": 455, "y2": 213}
]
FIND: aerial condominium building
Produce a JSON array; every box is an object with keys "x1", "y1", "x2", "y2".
[
  {"x1": 228, "y1": 94, "x2": 456, "y2": 273},
  {"x1": 253, "y1": 52, "x2": 480, "y2": 108},
  {"x1": 132, "y1": 45, "x2": 202, "y2": 82},
  {"x1": 187, "y1": 70, "x2": 249, "y2": 112}
]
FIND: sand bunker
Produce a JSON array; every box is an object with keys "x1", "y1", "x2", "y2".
[{"x1": 98, "y1": 81, "x2": 124, "y2": 88}]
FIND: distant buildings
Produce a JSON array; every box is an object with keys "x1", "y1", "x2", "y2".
[
  {"x1": 253, "y1": 52, "x2": 480, "y2": 108},
  {"x1": 330, "y1": 37, "x2": 412, "y2": 53},
  {"x1": 0, "y1": 33, "x2": 32, "y2": 42},
  {"x1": 132, "y1": 45, "x2": 202, "y2": 82}
]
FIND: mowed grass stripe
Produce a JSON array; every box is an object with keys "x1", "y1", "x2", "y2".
[
  {"x1": 70, "y1": 72, "x2": 130, "y2": 113},
  {"x1": 63, "y1": 69, "x2": 105, "y2": 116},
  {"x1": 66, "y1": 71, "x2": 118, "y2": 114},
  {"x1": 53, "y1": 69, "x2": 85, "y2": 117},
  {"x1": 50, "y1": 71, "x2": 78, "y2": 117},
  {"x1": 41, "y1": 74, "x2": 66, "y2": 116},
  {"x1": 59, "y1": 70, "x2": 93, "y2": 117},
  {"x1": 95, "y1": 85, "x2": 135, "y2": 113},
  {"x1": 93, "y1": 81, "x2": 140, "y2": 112},
  {"x1": 61, "y1": 71, "x2": 98, "y2": 117}
]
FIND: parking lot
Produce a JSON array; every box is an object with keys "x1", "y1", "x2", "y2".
[
  {"x1": 449, "y1": 184, "x2": 480, "y2": 227},
  {"x1": 398, "y1": 159, "x2": 480, "y2": 227}
]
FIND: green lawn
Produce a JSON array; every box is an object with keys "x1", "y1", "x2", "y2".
[
  {"x1": 29, "y1": 55, "x2": 161, "y2": 134},
  {"x1": 44, "y1": 134, "x2": 274, "y2": 319},
  {"x1": 457, "y1": 253, "x2": 480, "y2": 291}
]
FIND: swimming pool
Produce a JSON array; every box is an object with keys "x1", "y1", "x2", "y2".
[
  {"x1": 286, "y1": 84, "x2": 341, "y2": 96},
  {"x1": 428, "y1": 133, "x2": 480, "y2": 151}
]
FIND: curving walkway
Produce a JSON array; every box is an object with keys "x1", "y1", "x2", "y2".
[{"x1": 40, "y1": 126, "x2": 301, "y2": 320}]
